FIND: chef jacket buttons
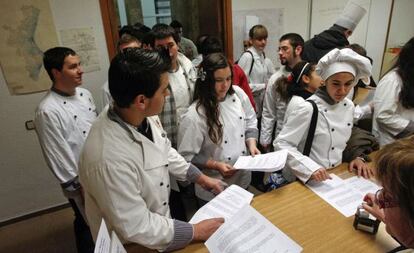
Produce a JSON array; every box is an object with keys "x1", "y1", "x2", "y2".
[
  {"x1": 165, "y1": 164, "x2": 169, "y2": 167},
  {"x1": 80, "y1": 93, "x2": 83, "y2": 96},
  {"x1": 83, "y1": 131, "x2": 86, "y2": 134},
  {"x1": 242, "y1": 151, "x2": 245, "y2": 154},
  {"x1": 74, "y1": 115, "x2": 77, "y2": 119},
  {"x1": 233, "y1": 99, "x2": 236, "y2": 102},
  {"x1": 163, "y1": 202, "x2": 167, "y2": 206},
  {"x1": 331, "y1": 147, "x2": 335, "y2": 150},
  {"x1": 331, "y1": 128, "x2": 335, "y2": 132},
  {"x1": 239, "y1": 116, "x2": 242, "y2": 120},
  {"x1": 348, "y1": 123, "x2": 351, "y2": 126},
  {"x1": 224, "y1": 140, "x2": 228, "y2": 144},
  {"x1": 324, "y1": 109, "x2": 327, "y2": 112},
  {"x1": 167, "y1": 184, "x2": 170, "y2": 188},
  {"x1": 228, "y1": 157, "x2": 231, "y2": 161},
  {"x1": 63, "y1": 101, "x2": 67, "y2": 105},
  {"x1": 160, "y1": 182, "x2": 164, "y2": 186},
  {"x1": 241, "y1": 134, "x2": 244, "y2": 138},
  {"x1": 344, "y1": 103, "x2": 347, "y2": 106},
  {"x1": 332, "y1": 164, "x2": 335, "y2": 167},
  {"x1": 161, "y1": 133, "x2": 166, "y2": 138}
]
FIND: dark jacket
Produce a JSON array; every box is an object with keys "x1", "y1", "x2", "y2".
[{"x1": 302, "y1": 28, "x2": 349, "y2": 63}]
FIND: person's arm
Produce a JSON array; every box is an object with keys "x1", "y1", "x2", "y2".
[
  {"x1": 273, "y1": 100, "x2": 324, "y2": 183},
  {"x1": 34, "y1": 110, "x2": 79, "y2": 185},
  {"x1": 260, "y1": 73, "x2": 281, "y2": 149},
  {"x1": 374, "y1": 72, "x2": 414, "y2": 138},
  {"x1": 354, "y1": 103, "x2": 373, "y2": 121},
  {"x1": 235, "y1": 86, "x2": 260, "y2": 155}
]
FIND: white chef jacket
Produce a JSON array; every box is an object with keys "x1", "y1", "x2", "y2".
[
  {"x1": 167, "y1": 52, "x2": 197, "y2": 191},
  {"x1": 373, "y1": 69, "x2": 414, "y2": 146},
  {"x1": 79, "y1": 108, "x2": 194, "y2": 251},
  {"x1": 178, "y1": 86, "x2": 258, "y2": 201},
  {"x1": 238, "y1": 46, "x2": 275, "y2": 116},
  {"x1": 101, "y1": 80, "x2": 112, "y2": 109},
  {"x1": 261, "y1": 66, "x2": 291, "y2": 146},
  {"x1": 275, "y1": 93, "x2": 354, "y2": 182},
  {"x1": 34, "y1": 87, "x2": 97, "y2": 186}
]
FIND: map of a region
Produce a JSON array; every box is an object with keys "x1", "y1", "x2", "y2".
[
  {"x1": 60, "y1": 27, "x2": 101, "y2": 73},
  {"x1": 0, "y1": 0, "x2": 58, "y2": 95},
  {"x1": 3, "y1": 5, "x2": 44, "y2": 81}
]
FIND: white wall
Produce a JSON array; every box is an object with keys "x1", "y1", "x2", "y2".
[
  {"x1": 0, "y1": 0, "x2": 110, "y2": 222},
  {"x1": 232, "y1": 0, "x2": 311, "y2": 68},
  {"x1": 387, "y1": 0, "x2": 414, "y2": 48},
  {"x1": 232, "y1": 0, "x2": 393, "y2": 81}
]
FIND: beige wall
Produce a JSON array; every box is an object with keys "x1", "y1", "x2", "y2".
[{"x1": 0, "y1": 0, "x2": 110, "y2": 222}]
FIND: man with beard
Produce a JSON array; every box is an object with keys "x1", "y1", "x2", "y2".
[{"x1": 260, "y1": 33, "x2": 304, "y2": 152}]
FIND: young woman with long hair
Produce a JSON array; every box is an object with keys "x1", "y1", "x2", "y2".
[{"x1": 178, "y1": 53, "x2": 260, "y2": 203}]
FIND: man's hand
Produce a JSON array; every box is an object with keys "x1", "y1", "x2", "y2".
[
  {"x1": 349, "y1": 157, "x2": 374, "y2": 179},
  {"x1": 193, "y1": 218, "x2": 225, "y2": 241},
  {"x1": 196, "y1": 174, "x2": 227, "y2": 195},
  {"x1": 310, "y1": 168, "x2": 332, "y2": 182}
]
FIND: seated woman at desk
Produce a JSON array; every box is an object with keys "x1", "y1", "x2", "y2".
[
  {"x1": 274, "y1": 48, "x2": 374, "y2": 183},
  {"x1": 363, "y1": 136, "x2": 414, "y2": 248},
  {"x1": 178, "y1": 53, "x2": 260, "y2": 205},
  {"x1": 372, "y1": 37, "x2": 414, "y2": 147}
]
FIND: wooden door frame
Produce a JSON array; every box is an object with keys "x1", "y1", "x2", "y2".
[{"x1": 99, "y1": 0, "x2": 233, "y2": 61}]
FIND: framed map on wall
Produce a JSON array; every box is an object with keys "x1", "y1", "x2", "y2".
[{"x1": 0, "y1": 0, "x2": 59, "y2": 95}]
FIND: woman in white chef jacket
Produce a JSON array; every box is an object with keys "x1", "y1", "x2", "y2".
[
  {"x1": 178, "y1": 53, "x2": 260, "y2": 203},
  {"x1": 274, "y1": 48, "x2": 374, "y2": 183},
  {"x1": 238, "y1": 24, "x2": 275, "y2": 116},
  {"x1": 373, "y1": 37, "x2": 414, "y2": 147}
]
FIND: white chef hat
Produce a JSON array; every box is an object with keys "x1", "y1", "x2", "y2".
[
  {"x1": 335, "y1": 1, "x2": 366, "y2": 31},
  {"x1": 316, "y1": 48, "x2": 372, "y2": 85}
]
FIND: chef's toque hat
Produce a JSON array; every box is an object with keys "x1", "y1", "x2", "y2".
[{"x1": 335, "y1": 1, "x2": 366, "y2": 31}]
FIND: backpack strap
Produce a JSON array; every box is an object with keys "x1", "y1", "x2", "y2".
[
  {"x1": 236, "y1": 50, "x2": 255, "y2": 76},
  {"x1": 303, "y1": 100, "x2": 318, "y2": 156},
  {"x1": 246, "y1": 50, "x2": 254, "y2": 76}
]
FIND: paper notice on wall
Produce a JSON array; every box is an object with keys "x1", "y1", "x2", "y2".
[{"x1": 60, "y1": 27, "x2": 100, "y2": 73}]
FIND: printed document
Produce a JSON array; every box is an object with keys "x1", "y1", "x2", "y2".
[
  {"x1": 205, "y1": 205, "x2": 303, "y2": 253},
  {"x1": 233, "y1": 150, "x2": 288, "y2": 172},
  {"x1": 94, "y1": 219, "x2": 126, "y2": 253},
  {"x1": 189, "y1": 185, "x2": 254, "y2": 224},
  {"x1": 307, "y1": 174, "x2": 381, "y2": 217}
]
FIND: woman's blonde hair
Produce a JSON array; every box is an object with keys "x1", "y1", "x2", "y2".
[{"x1": 249, "y1": 24, "x2": 268, "y2": 40}]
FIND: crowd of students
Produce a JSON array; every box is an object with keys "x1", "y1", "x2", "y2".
[{"x1": 33, "y1": 6, "x2": 414, "y2": 253}]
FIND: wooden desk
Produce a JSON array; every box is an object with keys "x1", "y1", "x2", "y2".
[{"x1": 175, "y1": 163, "x2": 400, "y2": 253}]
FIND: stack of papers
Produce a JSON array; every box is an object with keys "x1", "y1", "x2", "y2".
[
  {"x1": 205, "y1": 205, "x2": 303, "y2": 253},
  {"x1": 233, "y1": 149, "x2": 288, "y2": 172},
  {"x1": 190, "y1": 185, "x2": 302, "y2": 253},
  {"x1": 307, "y1": 174, "x2": 381, "y2": 217},
  {"x1": 189, "y1": 185, "x2": 254, "y2": 224},
  {"x1": 94, "y1": 219, "x2": 126, "y2": 253}
]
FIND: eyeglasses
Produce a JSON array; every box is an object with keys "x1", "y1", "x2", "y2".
[{"x1": 375, "y1": 189, "x2": 399, "y2": 209}]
